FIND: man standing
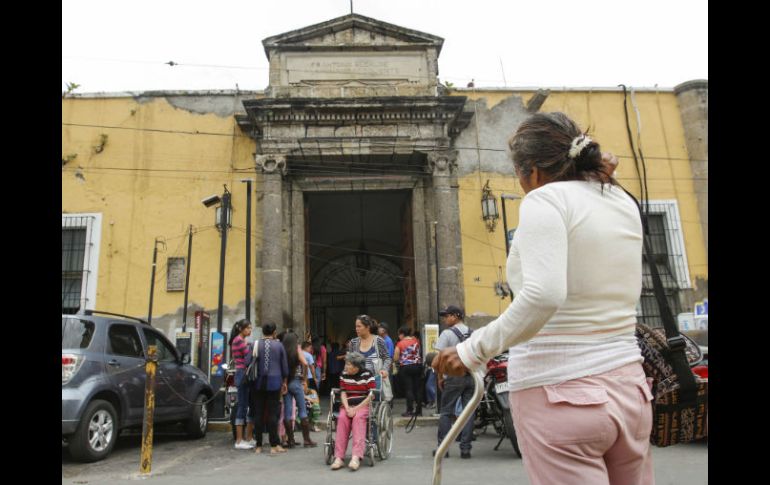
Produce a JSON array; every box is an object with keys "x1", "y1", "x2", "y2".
[{"x1": 434, "y1": 305, "x2": 474, "y2": 459}]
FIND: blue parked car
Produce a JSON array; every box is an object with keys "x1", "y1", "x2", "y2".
[{"x1": 62, "y1": 310, "x2": 213, "y2": 462}]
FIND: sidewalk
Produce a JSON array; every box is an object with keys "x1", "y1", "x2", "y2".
[{"x1": 209, "y1": 396, "x2": 440, "y2": 432}]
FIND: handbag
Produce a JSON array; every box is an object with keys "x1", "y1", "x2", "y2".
[
  {"x1": 245, "y1": 339, "x2": 260, "y2": 383},
  {"x1": 626, "y1": 189, "x2": 708, "y2": 447}
]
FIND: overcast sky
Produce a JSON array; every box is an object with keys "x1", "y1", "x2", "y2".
[{"x1": 62, "y1": 0, "x2": 707, "y2": 93}]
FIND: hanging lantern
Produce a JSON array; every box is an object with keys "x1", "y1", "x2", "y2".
[{"x1": 481, "y1": 180, "x2": 499, "y2": 232}]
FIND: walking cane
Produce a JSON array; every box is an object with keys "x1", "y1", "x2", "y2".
[{"x1": 431, "y1": 369, "x2": 485, "y2": 485}]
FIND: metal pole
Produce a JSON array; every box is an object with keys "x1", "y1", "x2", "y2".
[
  {"x1": 148, "y1": 239, "x2": 158, "y2": 325},
  {"x1": 243, "y1": 180, "x2": 252, "y2": 322},
  {"x1": 182, "y1": 225, "x2": 193, "y2": 332},
  {"x1": 433, "y1": 221, "x2": 440, "y2": 322},
  {"x1": 216, "y1": 190, "x2": 230, "y2": 334},
  {"x1": 501, "y1": 195, "x2": 510, "y2": 255},
  {"x1": 140, "y1": 346, "x2": 158, "y2": 475}
]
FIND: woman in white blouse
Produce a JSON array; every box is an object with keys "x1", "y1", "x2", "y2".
[{"x1": 433, "y1": 112, "x2": 654, "y2": 485}]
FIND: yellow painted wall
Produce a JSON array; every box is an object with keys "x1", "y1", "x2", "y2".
[
  {"x1": 452, "y1": 89, "x2": 708, "y2": 319},
  {"x1": 62, "y1": 96, "x2": 258, "y2": 327},
  {"x1": 62, "y1": 88, "x2": 707, "y2": 328}
]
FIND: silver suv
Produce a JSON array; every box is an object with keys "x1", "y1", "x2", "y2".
[{"x1": 62, "y1": 311, "x2": 214, "y2": 462}]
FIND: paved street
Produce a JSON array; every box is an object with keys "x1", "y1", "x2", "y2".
[{"x1": 62, "y1": 401, "x2": 707, "y2": 485}]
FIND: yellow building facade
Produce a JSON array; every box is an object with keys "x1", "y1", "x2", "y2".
[{"x1": 62, "y1": 14, "x2": 707, "y2": 343}]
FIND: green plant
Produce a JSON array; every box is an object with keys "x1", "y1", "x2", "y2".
[{"x1": 63, "y1": 82, "x2": 81, "y2": 98}]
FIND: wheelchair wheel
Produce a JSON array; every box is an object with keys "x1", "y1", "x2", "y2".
[
  {"x1": 376, "y1": 400, "x2": 393, "y2": 460},
  {"x1": 324, "y1": 411, "x2": 335, "y2": 465},
  {"x1": 368, "y1": 442, "x2": 376, "y2": 467}
]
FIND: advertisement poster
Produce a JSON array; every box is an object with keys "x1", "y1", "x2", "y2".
[
  {"x1": 210, "y1": 332, "x2": 225, "y2": 377},
  {"x1": 422, "y1": 324, "x2": 439, "y2": 356}
]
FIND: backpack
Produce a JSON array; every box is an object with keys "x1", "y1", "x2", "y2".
[{"x1": 449, "y1": 326, "x2": 473, "y2": 343}]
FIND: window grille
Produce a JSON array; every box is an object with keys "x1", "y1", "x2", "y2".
[
  {"x1": 62, "y1": 215, "x2": 97, "y2": 314},
  {"x1": 637, "y1": 201, "x2": 690, "y2": 327}
]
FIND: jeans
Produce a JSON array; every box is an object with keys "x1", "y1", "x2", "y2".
[
  {"x1": 437, "y1": 374, "x2": 475, "y2": 452},
  {"x1": 284, "y1": 377, "x2": 308, "y2": 420},
  {"x1": 425, "y1": 369, "x2": 437, "y2": 404},
  {"x1": 234, "y1": 369, "x2": 253, "y2": 426}
]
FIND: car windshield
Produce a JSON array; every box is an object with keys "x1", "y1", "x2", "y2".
[{"x1": 62, "y1": 317, "x2": 95, "y2": 349}]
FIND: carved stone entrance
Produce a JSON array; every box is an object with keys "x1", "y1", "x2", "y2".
[{"x1": 238, "y1": 14, "x2": 473, "y2": 336}]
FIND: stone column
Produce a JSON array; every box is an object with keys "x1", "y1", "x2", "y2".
[
  {"x1": 674, "y1": 80, "x2": 708, "y2": 256},
  {"x1": 256, "y1": 154, "x2": 287, "y2": 326},
  {"x1": 428, "y1": 150, "x2": 462, "y2": 310}
]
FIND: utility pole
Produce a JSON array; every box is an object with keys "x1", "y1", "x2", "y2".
[
  {"x1": 182, "y1": 225, "x2": 193, "y2": 332},
  {"x1": 500, "y1": 194, "x2": 521, "y2": 301},
  {"x1": 216, "y1": 187, "x2": 231, "y2": 333},
  {"x1": 241, "y1": 180, "x2": 253, "y2": 322},
  {"x1": 147, "y1": 239, "x2": 160, "y2": 325}
]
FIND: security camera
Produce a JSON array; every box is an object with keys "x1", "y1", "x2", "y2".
[{"x1": 201, "y1": 195, "x2": 221, "y2": 207}]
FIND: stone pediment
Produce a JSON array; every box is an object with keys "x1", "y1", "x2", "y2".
[{"x1": 262, "y1": 13, "x2": 444, "y2": 59}]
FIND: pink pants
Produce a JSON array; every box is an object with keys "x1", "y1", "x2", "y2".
[
  {"x1": 509, "y1": 362, "x2": 655, "y2": 485},
  {"x1": 335, "y1": 406, "x2": 369, "y2": 459}
]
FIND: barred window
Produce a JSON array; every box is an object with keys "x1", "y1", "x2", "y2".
[
  {"x1": 638, "y1": 204, "x2": 688, "y2": 327},
  {"x1": 62, "y1": 214, "x2": 101, "y2": 314}
]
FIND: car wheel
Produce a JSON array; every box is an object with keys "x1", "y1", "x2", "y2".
[
  {"x1": 69, "y1": 399, "x2": 118, "y2": 463},
  {"x1": 185, "y1": 394, "x2": 209, "y2": 439}
]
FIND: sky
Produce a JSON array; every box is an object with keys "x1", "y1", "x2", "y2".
[{"x1": 62, "y1": 0, "x2": 707, "y2": 93}]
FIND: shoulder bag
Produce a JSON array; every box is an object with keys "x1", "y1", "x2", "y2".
[
  {"x1": 245, "y1": 339, "x2": 260, "y2": 383},
  {"x1": 626, "y1": 189, "x2": 708, "y2": 446}
]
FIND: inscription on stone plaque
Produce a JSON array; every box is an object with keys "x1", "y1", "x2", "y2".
[{"x1": 283, "y1": 52, "x2": 428, "y2": 85}]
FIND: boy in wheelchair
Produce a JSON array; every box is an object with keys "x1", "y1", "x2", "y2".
[{"x1": 331, "y1": 352, "x2": 376, "y2": 471}]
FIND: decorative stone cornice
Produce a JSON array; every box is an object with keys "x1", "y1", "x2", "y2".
[
  {"x1": 426, "y1": 150, "x2": 458, "y2": 176},
  {"x1": 255, "y1": 154, "x2": 287, "y2": 175},
  {"x1": 674, "y1": 79, "x2": 708, "y2": 95},
  {"x1": 239, "y1": 96, "x2": 472, "y2": 139}
]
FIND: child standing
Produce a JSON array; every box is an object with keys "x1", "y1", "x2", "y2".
[{"x1": 304, "y1": 382, "x2": 321, "y2": 432}]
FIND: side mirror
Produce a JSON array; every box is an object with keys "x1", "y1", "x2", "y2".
[{"x1": 180, "y1": 353, "x2": 191, "y2": 365}]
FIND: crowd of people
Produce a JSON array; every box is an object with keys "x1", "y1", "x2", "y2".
[{"x1": 228, "y1": 313, "x2": 441, "y2": 466}]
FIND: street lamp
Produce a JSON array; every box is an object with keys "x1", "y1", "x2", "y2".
[{"x1": 481, "y1": 180, "x2": 499, "y2": 232}]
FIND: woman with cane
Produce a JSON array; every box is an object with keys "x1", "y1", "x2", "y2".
[{"x1": 433, "y1": 112, "x2": 653, "y2": 485}]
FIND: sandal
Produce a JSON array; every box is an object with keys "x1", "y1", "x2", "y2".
[
  {"x1": 330, "y1": 458, "x2": 344, "y2": 470},
  {"x1": 269, "y1": 445, "x2": 287, "y2": 455},
  {"x1": 254, "y1": 447, "x2": 262, "y2": 455},
  {"x1": 348, "y1": 456, "x2": 360, "y2": 471}
]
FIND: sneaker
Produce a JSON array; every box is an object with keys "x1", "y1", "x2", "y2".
[
  {"x1": 461, "y1": 451, "x2": 472, "y2": 459},
  {"x1": 235, "y1": 441, "x2": 254, "y2": 450},
  {"x1": 331, "y1": 458, "x2": 344, "y2": 470},
  {"x1": 348, "y1": 456, "x2": 360, "y2": 471},
  {"x1": 247, "y1": 439, "x2": 257, "y2": 448}
]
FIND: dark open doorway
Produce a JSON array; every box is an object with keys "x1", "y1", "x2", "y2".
[{"x1": 306, "y1": 190, "x2": 416, "y2": 347}]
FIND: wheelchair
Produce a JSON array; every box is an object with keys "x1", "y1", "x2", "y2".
[{"x1": 323, "y1": 384, "x2": 393, "y2": 466}]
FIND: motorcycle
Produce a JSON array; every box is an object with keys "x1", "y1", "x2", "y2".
[{"x1": 473, "y1": 351, "x2": 521, "y2": 457}]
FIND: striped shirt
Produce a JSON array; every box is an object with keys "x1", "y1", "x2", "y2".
[
  {"x1": 348, "y1": 336, "x2": 392, "y2": 375},
  {"x1": 340, "y1": 370, "x2": 375, "y2": 406},
  {"x1": 231, "y1": 335, "x2": 251, "y2": 370}
]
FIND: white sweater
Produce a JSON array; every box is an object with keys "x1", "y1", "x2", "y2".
[{"x1": 456, "y1": 181, "x2": 645, "y2": 392}]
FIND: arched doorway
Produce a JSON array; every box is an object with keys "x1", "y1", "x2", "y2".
[{"x1": 305, "y1": 190, "x2": 417, "y2": 346}]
